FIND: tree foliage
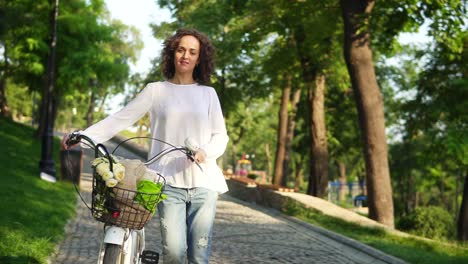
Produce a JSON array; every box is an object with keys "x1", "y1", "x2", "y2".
[{"x1": 0, "y1": 0, "x2": 142, "y2": 132}]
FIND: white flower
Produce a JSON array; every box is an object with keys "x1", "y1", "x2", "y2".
[
  {"x1": 92, "y1": 157, "x2": 108, "y2": 167},
  {"x1": 92, "y1": 157, "x2": 127, "y2": 187},
  {"x1": 113, "y1": 164, "x2": 125, "y2": 181},
  {"x1": 105, "y1": 178, "x2": 118, "y2": 187},
  {"x1": 101, "y1": 171, "x2": 114, "y2": 181},
  {"x1": 96, "y1": 163, "x2": 110, "y2": 177}
]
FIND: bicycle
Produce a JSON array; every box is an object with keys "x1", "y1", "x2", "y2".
[{"x1": 64, "y1": 131, "x2": 201, "y2": 264}]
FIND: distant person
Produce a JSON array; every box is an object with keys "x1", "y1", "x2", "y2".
[{"x1": 62, "y1": 28, "x2": 229, "y2": 264}]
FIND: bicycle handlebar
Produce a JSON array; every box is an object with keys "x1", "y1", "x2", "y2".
[
  {"x1": 67, "y1": 131, "x2": 115, "y2": 171},
  {"x1": 65, "y1": 131, "x2": 203, "y2": 172}
]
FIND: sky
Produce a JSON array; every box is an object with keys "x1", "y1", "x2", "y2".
[{"x1": 104, "y1": 0, "x2": 172, "y2": 75}]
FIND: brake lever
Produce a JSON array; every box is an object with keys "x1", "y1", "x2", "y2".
[
  {"x1": 186, "y1": 150, "x2": 204, "y2": 172},
  {"x1": 184, "y1": 138, "x2": 204, "y2": 172}
]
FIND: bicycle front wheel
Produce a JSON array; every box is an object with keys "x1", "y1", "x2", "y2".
[{"x1": 103, "y1": 243, "x2": 122, "y2": 264}]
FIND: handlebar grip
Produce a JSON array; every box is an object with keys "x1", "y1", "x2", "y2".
[{"x1": 66, "y1": 131, "x2": 82, "y2": 146}]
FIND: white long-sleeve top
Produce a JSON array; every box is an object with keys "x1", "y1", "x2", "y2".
[{"x1": 82, "y1": 81, "x2": 229, "y2": 193}]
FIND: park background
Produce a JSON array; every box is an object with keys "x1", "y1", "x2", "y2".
[{"x1": 0, "y1": 0, "x2": 467, "y2": 263}]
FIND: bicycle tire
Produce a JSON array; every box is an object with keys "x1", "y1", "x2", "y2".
[{"x1": 103, "y1": 244, "x2": 122, "y2": 264}]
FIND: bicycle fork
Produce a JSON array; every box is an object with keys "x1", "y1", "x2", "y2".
[
  {"x1": 98, "y1": 226, "x2": 158, "y2": 264},
  {"x1": 98, "y1": 226, "x2": 138, "y2": 263}
]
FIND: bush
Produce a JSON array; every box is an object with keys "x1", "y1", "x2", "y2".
[{"x1": 397, "y1": 206, "x2": 455, "y2": 240}]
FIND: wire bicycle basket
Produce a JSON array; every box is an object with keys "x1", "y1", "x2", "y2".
[
  {"x1": 91, "y1": 170, "x2": 166, "y2": 230},
  {"x1": 66, "y1": 133, "x2": 199, "y2": 230},
  {"x1": 66, "y1": 134, "x2": 168, "y2": 230}
]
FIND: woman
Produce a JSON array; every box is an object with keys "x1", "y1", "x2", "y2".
[{"x1": 63, "y1": 28, "x2": 229, "y2": 263}]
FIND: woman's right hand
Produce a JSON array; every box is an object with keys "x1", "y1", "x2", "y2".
[
  {"x1": 194, "y1": 149, "x2": 207, "y2": 163},
  {"x1": 61, "y1": 134, "x2": 71, "y2": 150},
  {"x1": 61, "y1": 133, "x2": 80, "y2": 150}
]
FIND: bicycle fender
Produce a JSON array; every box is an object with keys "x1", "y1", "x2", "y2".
[{"x1": 103, "y1": 226, "x2": 126, "y2": 245}]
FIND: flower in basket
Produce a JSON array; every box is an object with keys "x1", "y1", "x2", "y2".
[
  {"x1": 105, "y1": 178, "x2": 119, "y2": 187},
  {"x1": 91, "y1": 156, "x2": 126, "y2": 188}
]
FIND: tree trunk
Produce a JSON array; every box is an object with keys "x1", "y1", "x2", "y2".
[
  {"x1": 265, "y1": 143, "x2": 273, "y2": 182},
  {"x1": 340, "y1": 0, "x2": 394, "y2": 227},
  {"x1": 282, "y1": 81, "x2": 301, "y2": 186},
  {"x1": 0, "y1": 45, "x2": 10, "y2": 118},
  {"x1": 98, "y1": 92, "x2": 108, "y2": 113},
  {"x1": 219, "y1": 68, "x2": 227, "y2": 117},
  {"x1": 0, "y1": 74, "x2": 9, "y2": 118},
  {"x1": 294, "y1": 25, "x2": 329, "y2": 198},
  {"x1": 457, "y1": 171, "x2": 468, "y2": 241},
  {"x1": 273, "y1": 76, "x2": 291, "y2": 185},
  {"x1": 307, "y1": 74, "x2": 329, "y2": 198},
  {"x1": 338, "y1": 161, "x2": 347, "y2": 202},
  {"x1": 294, "y1": 157, "x2": 304, "y2": 191}
]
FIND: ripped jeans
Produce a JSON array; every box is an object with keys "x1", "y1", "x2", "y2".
[{"x1": 157, "y1": 185, "x2": 218, "y2": 264}]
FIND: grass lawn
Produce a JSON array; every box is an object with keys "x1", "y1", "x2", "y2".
[
  {"x1": 284, "y1": 199, "x2": 468, "y2": 264},
  {"x1": 0, "y1": 117, "x2": 76, "y2": 264}
]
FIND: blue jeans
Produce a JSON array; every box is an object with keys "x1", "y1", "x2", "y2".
[{"x1": 157, "y1": 185, "x2": 218, "y2": 264}]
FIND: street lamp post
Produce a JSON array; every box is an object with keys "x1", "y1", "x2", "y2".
[{"x1": 39, "y1": 0, "x2": 59, "y2": 182}]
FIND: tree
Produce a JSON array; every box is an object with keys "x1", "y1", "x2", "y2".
[
  {"x1": 264, "y1": 33, "x2": 303, "y2": 187},
  {"x1": 293, "y1": 22, "x2": 330, "y2": 197},
  {"x1": 47, "y1": 0, "x2": 140, "y2": 133},
  {"x1": 0, "y1": 0, "x2": 50, "y2": 118},
  {"x1": 405, "y1": 31, "x2": 467, "y2": 240},
  {"x1": 340, "y1": 0, "x2": 394, "y2": 227},
  {"x1": 238, "y1": 1, "x2": 340, "y2": 195},
  {"x1": 273, "y1": 74, "x2": 291, "y2": 185},
  {"x1": 283, "y1": 82, "x2": 301, "y2": 186},
  {"x1": 0, "y1": 0, "x2": 141, "y2": 136}
]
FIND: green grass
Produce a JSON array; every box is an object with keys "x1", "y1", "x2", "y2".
[
  {"x1": 0, "y1": 117, "x2": 76, "y2": 264},
  {"x1": 283, "y1": 199, "x2": 468, "y2": 264}
]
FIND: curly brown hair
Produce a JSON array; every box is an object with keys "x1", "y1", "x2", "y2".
[{"x1": 161, "y1": 28, "x2": 215, "y2": 85}]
